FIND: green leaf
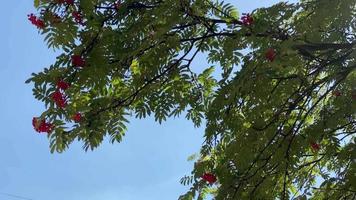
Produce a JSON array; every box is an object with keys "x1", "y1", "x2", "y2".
[{"x1": 34, "y1": 0, "x2": 40, "y2": 8}]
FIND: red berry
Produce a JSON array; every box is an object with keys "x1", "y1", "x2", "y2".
[
  {"x1": 71, "y1": 55, "x2": 85, "y2": 67},
  {"x1": 66, "y1": 0, "x2": 74, "y2": 5},
  {"x1": 265, "y1": 48, "x2": 276, "y2": 62},
  {"x1": 32, "y1": 117, "x2": 53, "y2": 133},
  {"x1": 72, "y1": 113, "x2": 82, "y2": 123},
  {"x1": 201, "y1": 173, "x2": 217, "y2": 184},
  {"x1": 332, "y1": 90, "x2": 341, "y2": 97},
  {"x1": 310, "y1": 142, "x2": 320, "y2": 152},
  {"x1": 113, "y1": 1, "x2": 121, "y2": 9},
  {"x1": 56, "y1": 80, "x2": 70, "y2": 90},
  {"x1": 51, "y1": 90, "x2": 62, "y2": 100},
  {"x1": 32, "y1": 117, "x2": 40, "y2": 130},
  {"x1": 36, "y1": 20, "x2": 45, "y2": 29},
  {"x1": 241, "y1": 13, "x2": 253, "y2": 26},
  {"x1": 51, "y1": 90, "x2": 67, "y2": 108},
  {"x1": 28, "y1": 13, "x2": 37, "y2": 23},
  {"x1": 72, "y1": 11, "x2": 84, "y2": 25},
  {"x1": 352, "y1": 91, "x2": 356, "y2": 100},
  {"x1": 27, "y1": 13, "x2": 45, "y2": 29},
  {"x1": 56, "y1": 0, "x2": 74, "y2": 5}
]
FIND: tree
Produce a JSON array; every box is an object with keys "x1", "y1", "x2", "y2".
[{"x1": 27, "y1": 0, "x2": 356, "y2": 199}]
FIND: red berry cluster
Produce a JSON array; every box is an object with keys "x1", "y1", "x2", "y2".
[
  {"x1": 28, "y1": 13, "x2": 45, "y2": 29},
  {"x1": 113, "y1": 1, "x2": 122, "y2": 10},
  {"x1": 72, "y1": 11, "x2": 84, "y2": 25},
  {"x1": 56, "y1": 0, "x2": 74, "y2": 5},
  {"x1": 72, "y1": 113, "x2": 82, "y2": 123},
  {"x1": 71, "y1": 55, "x2": 86, "y2": 67},
  {"x1": 32, "y1": 117, "x2": 53, "y2": 133},
  {"x1": 332, "y1": 90, "x2": 356, "y2": 99},
  {"x1": 310, "y1": 142, "x2": 320, "y2": 152},
  {"x1": 201, "y1": 173, "x2": 217, "y2": 184},
  {"x1": 352, "y1": 90, "x2": 356, "y2": 100},
  {"x1": 51, "y1": 90, "x2": 68, "y2": 108},
  {"x1": 241, "y1": 13, "x2": 254, "y2": 26},
  {"x1": 51, "y1": 79, "x2": 71, "y2": 108},
  {"x1": 265, "y1": 48, "x2": 276, "y2": 62},
  {"x1": 53, "y1": 79, "x2": 82, "y2": 121},
  {"x1": 332, "y1": 90, "x2": 341, "y2": 97},
  {"x1": 57, "y1": 80, "x2": 70, "y2": 90}
]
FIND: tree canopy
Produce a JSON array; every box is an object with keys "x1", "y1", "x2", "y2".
[{"x1": 27, "y1": 0, "x2": 356, "y2": 199}]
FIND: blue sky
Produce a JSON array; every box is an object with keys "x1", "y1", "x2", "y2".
[{"x1": 0, "y1": 1, "x2": 297, "y2": 200}]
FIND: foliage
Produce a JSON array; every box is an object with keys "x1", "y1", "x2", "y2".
[{"x1": 28, "y1": 0, "x2": 356, "y2": 199}]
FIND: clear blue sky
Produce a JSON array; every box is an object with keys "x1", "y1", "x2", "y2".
[{"x1": 0, "y1": 1, "x2": 297, "y2": 200}]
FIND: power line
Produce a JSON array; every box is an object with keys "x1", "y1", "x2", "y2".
[{"x1": 0, "y1": 192, "x2": 34, "y2": 200}]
